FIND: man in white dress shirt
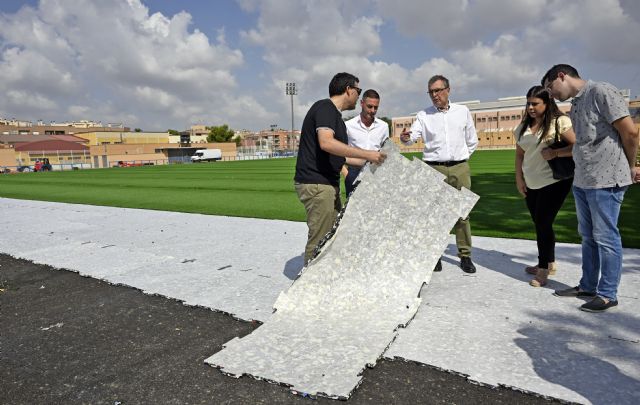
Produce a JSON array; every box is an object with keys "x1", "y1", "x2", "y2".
[
  {"x1": 400, "y1": 75, "x2": 479, "y2": 273},
  {"x1": 343, "y1": 89, "x2": 390, "y2": 196}
]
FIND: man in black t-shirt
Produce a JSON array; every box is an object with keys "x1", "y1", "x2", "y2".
[{"x1": 294, "y1": 72, "x2": 387, "y2": 264}]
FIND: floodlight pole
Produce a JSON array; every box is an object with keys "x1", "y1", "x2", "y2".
[{"x1": 286, "y1": 82, "x2": 297, "y2": 154}]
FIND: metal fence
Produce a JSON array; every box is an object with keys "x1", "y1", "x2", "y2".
[
  {"x1": 1, "y1": 163, "x2": 92, "y2": 174},
  {"x1": 2, "y1": 147, "x2": 522, "y2": 174}
]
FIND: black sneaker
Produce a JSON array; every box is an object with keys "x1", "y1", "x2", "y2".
[
  {"x1": 460, "y1": 257, "x2": 476, "y2": 273},
  {"x1": 433, "y1": 258, "x2": 442, "y2": 272},
  {"x1": 553, "y1": 286, "x2": 597, "y2": 298},
  {"x1": 580, "y1": 296, "x2": 618, "y2": 312}
]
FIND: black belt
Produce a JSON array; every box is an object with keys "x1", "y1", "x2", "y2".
[{"x1": 424, "y1": 159, "x2": 467, "y2": 167}]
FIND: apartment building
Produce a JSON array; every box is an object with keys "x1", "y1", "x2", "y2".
[
  {"x1": 0, "y1": 118, "x2": 128, "y2": 136},
  {"x1": 242, "y1": 129, "x2": 300, "y2": 152}
]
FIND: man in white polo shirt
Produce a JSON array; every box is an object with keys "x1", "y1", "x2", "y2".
[
  {"x1": 344, "y1": 89, "x2": 390, "y2": 196},
  {"x1": 400, "y1": 75, "x2": 479, "y2": 273}
]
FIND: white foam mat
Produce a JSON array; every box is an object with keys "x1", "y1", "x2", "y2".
[
  {"x1": 205, "y1": 142, "x2": 479, "y2": 398},
  {"x1": 386, "y1": 238, "x2": 640, "y2": 404},
  {"x1": 1, "y1": 179, "x2": 639, "y2": 402}
]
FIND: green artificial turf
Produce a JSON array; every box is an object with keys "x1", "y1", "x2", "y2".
[
  {"x1": 1, "y1": 151, "x2": 638, "y2": 248},
  {"x1": 0, "y1": 160, "x2": 305, "y2": 221}
]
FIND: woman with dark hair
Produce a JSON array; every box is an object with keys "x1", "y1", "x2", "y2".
[{"x1": 515, "y1": 86, "x2": 575, "y2": 287}]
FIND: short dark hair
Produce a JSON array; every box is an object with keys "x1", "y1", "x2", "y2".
[
  {"x1": 329, "y1": 72, "x2": 359, "y2": 97},
  {"x1": 428, "y1": 75, "x2": 449, "y2": 89},
  {"x1": 541, "y1": 64, "x2": 580, "y2": 86},
  {"x1": 361, "y1": 89, "x2": 380, "y2": 100}
]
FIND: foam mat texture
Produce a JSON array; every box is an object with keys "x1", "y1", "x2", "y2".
[{"x1": 205, "y1": 142, "x2": 479, "y2": 398}]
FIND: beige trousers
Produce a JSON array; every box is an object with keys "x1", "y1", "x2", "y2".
[
  {"x1": 295, "y1": 183, "x2": 342, "y2": 263},
  {"x1": 429, "y1": 162, "x2": 473, "y2": 257}
]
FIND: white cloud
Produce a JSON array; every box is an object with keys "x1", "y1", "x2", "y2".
[
  {"x1": 240, "y1": 0, "x2": 383, "y2": 67},
  {"x1": 376, "y1": 0, "x2": 544, "y2": 50},
  {"x1": 0, "y1": 0, "x2": 251, "y2": 130},
  {"x1": 547, "y1": 0, "x2": 640, "y2": 64},
  {"x1": 1, "y1": 0, "x2": 638, "y2": 132}
]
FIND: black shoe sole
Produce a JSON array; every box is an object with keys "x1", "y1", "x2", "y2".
[
  {"x1": 580, "y1": 305, "x2": 617, "y2": 313},
  {"x1": 553, "y1": 287, "x2": 596, "y2": 298}
]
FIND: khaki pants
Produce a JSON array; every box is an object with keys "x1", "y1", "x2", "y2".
[
  {"x1": 429, "y1": 162, "x2": 473, "y2": 257},
  {"x1": 295, "y1": 183, "x2": 342, "y2": 263}
]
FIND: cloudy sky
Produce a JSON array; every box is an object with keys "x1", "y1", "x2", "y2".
[{"x1": 1, "y1": 0, "x2": 639, "y2": 131}]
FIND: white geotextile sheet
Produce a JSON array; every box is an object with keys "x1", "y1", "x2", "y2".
[
  {"x1": 0, "y1": 201, "x2": 302, "y2": 321},
  {"x1": 205, "y1": 142, "x2": 479, "y2": 398},
  {"x1": 1, "y1": 200, "x2": 639, "y2": 403}
]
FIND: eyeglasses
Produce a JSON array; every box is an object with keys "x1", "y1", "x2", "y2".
[
  {"x1": 428, "y1": 87, "x2": 449, "y2": 96},
  {"x1": 544, "y1": 76, "x2": 558, "y2": 91},
  {"x1": 350, "y1": 86, "x2": 362, "y2": 96}
]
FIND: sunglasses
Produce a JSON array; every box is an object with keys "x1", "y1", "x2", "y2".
[{"x1": 351, "y1": 86, "x2": 362, "y2": 96}]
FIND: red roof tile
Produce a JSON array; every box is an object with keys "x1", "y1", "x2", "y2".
[{"x1": 14, "y1": 139, "x2": 89, "y2": 152}]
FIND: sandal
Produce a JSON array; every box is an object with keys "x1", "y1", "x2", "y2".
[
  {"x1": 530, "y1": 267, "x2": 550, "y2": 287},
  {"x1": 525, "y1": 262, "x2": 557, "y2": 276}
]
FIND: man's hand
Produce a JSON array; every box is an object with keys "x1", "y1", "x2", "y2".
[
  {"x1": 366, "y1": 150, "x2": 387, "y2": 165},
  {"x1": 632, "y1": 166, "x2": 640, "y2": 183},
  {"x1": 400, "y1": 130, "x2": 411, "y2": 143}
]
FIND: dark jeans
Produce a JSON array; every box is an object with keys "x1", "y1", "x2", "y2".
[
  {"x1": 525, "y1": 178, "x2": 573, "y2": 268},
  {"x1": 345, "y1": 166, "x2": 361, "y2": 196}
]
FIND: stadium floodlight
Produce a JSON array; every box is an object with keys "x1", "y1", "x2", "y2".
[{"x1": 285, "y1": 82, "x2": 297, "y2": 154}]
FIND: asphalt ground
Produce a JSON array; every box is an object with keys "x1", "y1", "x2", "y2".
[{"x1": 0, "y1": 254, "x2": 564, "y2": 405}]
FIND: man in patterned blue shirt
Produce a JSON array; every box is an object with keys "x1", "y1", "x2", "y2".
[{"x1": 543, "y1": 64, "x2": 639, "y2": 312}]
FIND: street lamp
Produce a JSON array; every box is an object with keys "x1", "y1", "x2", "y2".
[{"x1": 285, "y1": 82, "x2": 297, "y2": 154}]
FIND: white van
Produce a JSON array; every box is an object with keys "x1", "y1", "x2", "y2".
[{"x1": 191, "y1": 149, "x2": 222, "y2": 162}]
